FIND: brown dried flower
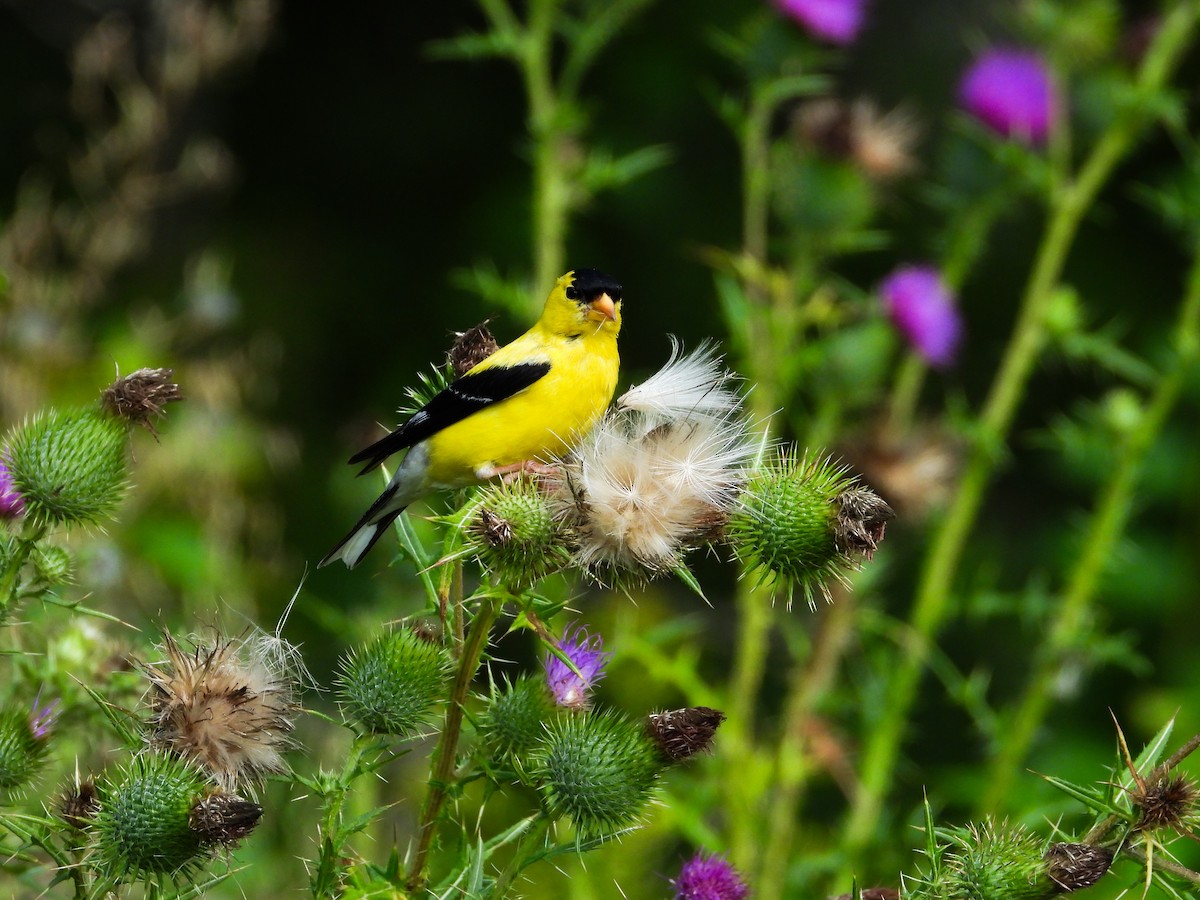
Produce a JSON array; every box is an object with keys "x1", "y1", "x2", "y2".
[
  {"x1": 189, "y1": 790, "x2": 263, "y2": 846},
  {"x1": 1043, "y1": 842, "x2": 1113, "y2": 892},
  {"x1": 100, "y1": 367, "x2": 183, "y2": 437},
  {"x1": 645, "y1": 706, "x2": 726, "y2": 762},
  {"x1": 448, "y1": 320, "x2": 499, "y2": 377},
  {"x1": 143, "y1": 631, "x2": 300, "y2": 791}
]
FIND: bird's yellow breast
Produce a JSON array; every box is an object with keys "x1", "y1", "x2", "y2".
[{"x1": 423, "y1": 320, "x2": 619, "y2": 487}]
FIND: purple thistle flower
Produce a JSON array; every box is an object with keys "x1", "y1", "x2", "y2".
[
  {"x1": 959, "y1": 48, "x2": 1058, "y2": 145},
  {"x1": 674, "y1": 851, "x2": 750, "y2": 900},
  {"x1": 880, "y1": 265, "x2": 962, "y2": 368},
  {"x1": 28, "y1": 695, "x2": 60, "y2": 741},
  {"x1": 543, "y1": 624, "x2": 611, "y2": 711},
  {"x1": 0, "y1": 460, "x2": 24, "y2": 520},
  {"x1": 774, "y1": 0, "x2": 868, "y2": 46}
]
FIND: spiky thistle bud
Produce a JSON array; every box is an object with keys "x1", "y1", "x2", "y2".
[
  {"x1": 0, "y1": 696, "x2": 58, "y2": 792},
  {"x1": 3, "y1": 407, "x2": 129, "y2": 528},
  {"x1": 1043, "y1": 842, "x2": 1113, "y2": 893},
  {"x1": 646, "y1": 707, "x2": 726, "y2": 763},
  {"x1": 939, "y1": 820, "x2": 1072, "y2": 900},
  {"x1": 543, "y1": 623, "x2": 610, "y2": 711},
  {"x1": 93, "y1": 752, "x2": 224, "y2": 879},
  {"x1": 728, "y1": 451, "x2": 892, "y2": 608},
  {"x1": 143, "y1": 632, "x2": 299, "y2": 791},
  {"x1": 32, "y1": 544, "x2": 74, "y2": 586},
  {"x1": 338, "y1": 627, "x2": 451, "y2": 737},
  {"x1": 100, "y1": 367, "x2": 183, "y2": 437},
  {"x1": 534, "y1": 707, "x2": 662, "y2": 836},
  {"x1": 465, "y1": 478, "x2": 569, "y2": 586},
  {"x1": 478, "y1": 674, "x2": 557, "y2": 763},
  {"x1": 448, "y1": 320, "x2": 499, "y2": 376},
  {"x1": 673, "y1": 850, "x2": 750, "y2": 900},
  {"x1": 549, "y1": 341, "x2": 755, "y2": 583}
]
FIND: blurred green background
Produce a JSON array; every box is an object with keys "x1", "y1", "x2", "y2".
[{"x1": 2, "y1": 0, "x2": 1200, "y2": 896}]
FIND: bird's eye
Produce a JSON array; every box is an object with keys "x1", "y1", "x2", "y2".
[{"x1": 565, "y1": 285, "x2": 581, "y2": 301}]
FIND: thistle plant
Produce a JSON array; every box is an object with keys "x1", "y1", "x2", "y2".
[{"x1": 4, "y1": 0, "x2": 1200, "y2": 897}]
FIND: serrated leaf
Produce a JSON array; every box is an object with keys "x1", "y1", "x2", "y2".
[{"x1": 1040, "y1": 774, "x2": 1129, "y2": 818}]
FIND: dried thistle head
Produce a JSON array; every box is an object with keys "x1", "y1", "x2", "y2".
[
  {"x1": 795, "y1": 97, "x2": 920, "y2": 182},
  {"x1": 142, "y1": 631, "x2": 299, "y2": 791},
  {"x1": 1043, "y1": 842, "x2": 1113, "y2": 892},
  {"x1": 189, "y1": 790, "x2": 263, "y2": 846},
  {"x1": 1133, "y1": 773, "x2": 1200, "y2": 834},
  {"x1": 59, "y1": 773, "x2": 99, "y2": 830},
  {"x1": 448, "y1": 320, "x2": 499, "y2": 376},
  {"x1": 100, "y1": 367, "x2": 183, "y2": 437},
  {"x1": 645, "y1": 706, "x2": 725, "y2": 763}
]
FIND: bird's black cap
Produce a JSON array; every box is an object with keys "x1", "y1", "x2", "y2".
[{"x1": 566, "y1": 268, "x2": 622, "y2": 302}]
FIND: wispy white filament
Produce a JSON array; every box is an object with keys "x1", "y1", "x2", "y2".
[{"x1": 554, "y1": 342, "x2": 756, "y2": 577}]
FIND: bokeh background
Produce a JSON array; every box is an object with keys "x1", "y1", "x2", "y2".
[{"x1": 2, "y1": 0, "x2": 1199, "y2": 897}]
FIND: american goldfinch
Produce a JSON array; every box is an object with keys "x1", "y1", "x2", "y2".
[{"x1": 321, "y1": 268, "x2": 623, "y2": 569}]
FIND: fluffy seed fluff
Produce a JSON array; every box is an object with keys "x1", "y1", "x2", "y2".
[
  {"x1": 143, "y1": 631, "x2": 299, "y2": 792},
  {"x1": 549, "y1": 341, "x2": 755, "y2": 582}
]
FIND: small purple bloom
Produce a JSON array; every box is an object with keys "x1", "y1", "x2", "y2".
[
  {"x1": 0, "y1": 460, "x2": 24, "y2": 520},
  {"x1": 959, "y1": 48, "x2": 1058, "y2": 144},
  {"x1": 543, "y1": 624, "x2": 611, "y2": 711},
  {"x1": 880, "y1": 265, "x2": 962, "y2": 368},
  {"x1": 28, "y1": 695, "x2": 60, "y2": 741},
  {"x1": 674, "y1": 851, "x2": 750, "y2": 900},
  {"x1": 775, "y1": 0, "x2": 867, "y2": 46}
]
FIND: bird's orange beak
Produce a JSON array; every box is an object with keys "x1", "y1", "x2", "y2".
[{"x1": 587, "y1": 293, "x2": 617, "y2": 322}]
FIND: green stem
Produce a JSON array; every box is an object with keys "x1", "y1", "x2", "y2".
[
  {"x1": 980, "y1": 236, "x2": 1200, "y2": 811},
  {"x1": 841, "y1": 5, "x2": 1200, "y2": 856},
  {"x1": 0, "y1": 521, "x2": 47, "y2": 618},
  {"x1": 406, "y1": 594, "x2": 502, "y2": 892},
  {"x1": 758, "y1": 593, "x2": 857, "y2": 895},
  {"x1": 312, "y1": 734, "x2": 375, "y2": 897}
]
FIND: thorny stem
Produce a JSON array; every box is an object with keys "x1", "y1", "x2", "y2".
[
  {"x1": 981, "y1": 235, "x2": 1200, "y2": 811},
  {"x1": 842, "y1": 5, "x2": 1200, "y2": 855},
  {"x1": 406, "y1": 593, "x2": 501, "y2": 892},
  {"x1": 312, "y1": 734, "x2": 376, "y2": 897},
  {"x1": 0, "y1": 521, "x2": 47, "y2": 614}
]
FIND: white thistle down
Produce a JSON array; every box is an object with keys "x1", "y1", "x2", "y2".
[
  {"x1": 616, "y1": 338, "x2": 741, "y2": 425},
  {"x1": 550, "y1": 341, "x2": 756, "y2": 579}
]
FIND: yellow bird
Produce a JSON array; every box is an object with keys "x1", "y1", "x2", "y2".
[{"x1": 321, "y1": 268, "x2": 623, "y2": 569}]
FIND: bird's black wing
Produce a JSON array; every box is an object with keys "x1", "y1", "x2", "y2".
[{"x1": 348, "y1": 361, "x2": 552, "y2": 474}]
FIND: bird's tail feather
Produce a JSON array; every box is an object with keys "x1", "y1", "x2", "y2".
[{"x1": 319, "y1": 485, "x2": 407, "y2": 569}]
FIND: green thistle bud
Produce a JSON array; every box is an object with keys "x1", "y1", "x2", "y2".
[
  {"x1": 0, "y1": 700, "x2": 52, "y2": 792},
  {"x1": 534, "y1": 708, "x2": 662, "y2": 836},
  {"x1": 33, "y1": 544, "x2": 74, "y2": 586},
  {"x1": 94, "y1": 752, "x2": 211, "y2": 878},
  {"x1": 4, "y1": 407, "x2": 129, "y2": 528},
  {"x1": 479, "y1": 674, "x2": 557, "y2": 763},
  {"x1": 941, "y1": 820, "x2": 1064, "y2": 900},
  {"x1": 727, "y1": 451, "x2": 892, "y2": 608},
  {"x1": 338, "y1": 628, "x2": 451, "y2": 737},
  {"x1": 466, "y1": 479, "x2": 568, "y2": 586}
]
